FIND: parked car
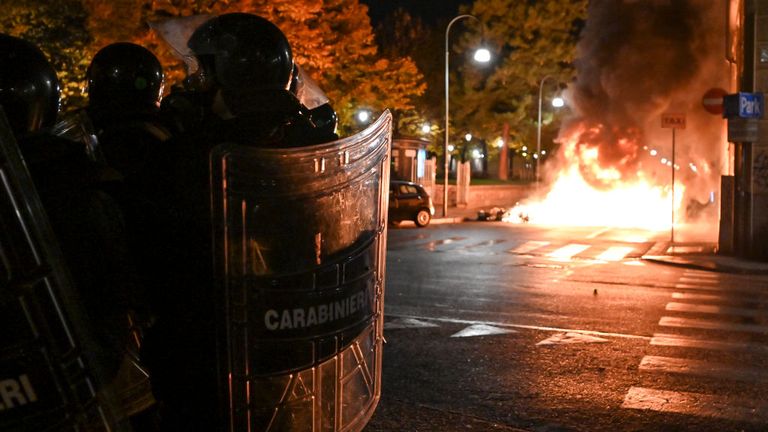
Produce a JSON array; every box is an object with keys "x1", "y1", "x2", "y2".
[{"x1": 388, "y1": 180, "x2": 434, "y2": 227}]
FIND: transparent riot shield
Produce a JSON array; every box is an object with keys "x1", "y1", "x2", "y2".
[
  {"x1": 0, "y1": 108, "x2": 129, "y2": 431},
  {"x1": 50, "y1": 110, "x2": 105, "y2": 163},
  {"x1": 211, "y1": 111, "x2": 392, "y2": 431}
]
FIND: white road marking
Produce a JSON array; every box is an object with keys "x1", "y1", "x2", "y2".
[
  {"x1": 683, "y1": 270, "x2": 719, "y2": 279},
  {"x1": 622, "y1": 386, "x2": 768, "y2": 423},
  {"x1": 450, "y1": 324, "x2": 516, "y2": 338},
  {"x1": 665, "y1": 302, "x2": 763, "y2": 318},
  {"x1": 596, "y1": 246, "x2": 635, "y2": 261},
  {"x1": 385, "y1": 313, "x2": 651, "y2": 341},
  {"x1": 658, "y1": 316, "x2": 768, "y2": 334},
  {"x1": 509, "y1": 240, "x2": 550, "y2": 254},
  {"x1": 680, "y1": 276, "x2": 718, "y2": 284},
  {"x1": 671, "y1": 292, "x2": 723, "y2": 301},
  {"x1": 674, "y1": 282, "x2": 768, "y2": 295},
  {"x1": 639, "y1": 355, "x2": 768, "y2": 382},
  {"x1": 536, "y1": 332, "x2": 609, "y2": 346},
  {"x1": 667, "y1": 245, "x2": 704, "y2": 254},
  {"x1": 384, "y1": 318, "x2": 439, "y2": 330},
  {"x1": 651, "y1": 333, "x2": 768, "y2": 353},
  {"x1": 548, "y1": 244, "x2": 590, "y2": 260},
  {"x1": 586, "y1": 228, "x2": 610, "y2": 239}
]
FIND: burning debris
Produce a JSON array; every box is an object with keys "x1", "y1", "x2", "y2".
[{"x1": 512, "y1": 0, "x2": 728, "y2": 235}]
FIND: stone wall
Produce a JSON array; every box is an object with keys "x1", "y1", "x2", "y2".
[{"x1": 431, "y1": 184, "x2": 532, "y2": 208}]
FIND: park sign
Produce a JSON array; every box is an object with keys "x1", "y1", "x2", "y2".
[{"x1": 723, "y1": 92, "x2": 764, "y2": 119}]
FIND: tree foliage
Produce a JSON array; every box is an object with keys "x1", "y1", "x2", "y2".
[
  {"x1": 1, "y1": 0, "x2": 92, "y2": 107},
  {"x1": 1, "y1": 0, "x2": 425, "y2": 134},
  {"x1": 453, "y1": 0, "x2": 587, "y2": 156}
]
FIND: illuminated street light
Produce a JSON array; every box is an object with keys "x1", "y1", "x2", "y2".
[
  {"x1": 474, "y1": 48, "x2": 491, "y2": 62},
  {"x1": 444, "y1": 14, "x2": 490, "y2": 217},
  {"x1": 357, "y1": 110, "x2": 370, "y2": 123},
  {"x1": 537, "y1": 75, "x2": 564, "y2": 192},
  {"x1": 465, "y1": 133, "x2": 472, "y2": 142},
  {"x1": 421, "y1": 123, "x2": 431, "y2": 134}
]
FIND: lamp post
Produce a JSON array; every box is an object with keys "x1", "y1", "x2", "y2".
[
  {"x1": 536, "y1": 75, "x2": 563, "y2": 192},
  {"x1": 444, "y1": 14, "x2": 490, "y2": 217}
]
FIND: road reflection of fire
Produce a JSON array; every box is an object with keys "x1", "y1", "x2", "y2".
[{"x1": 504, "y1": 0, "x2": 726, "y2": 237}]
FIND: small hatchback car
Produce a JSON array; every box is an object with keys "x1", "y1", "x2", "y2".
[{"x1": 388, "y1": 180, "x2": 435, "y2": 227}]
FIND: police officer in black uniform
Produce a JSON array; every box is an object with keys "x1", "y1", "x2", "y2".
[
  {"x1": 146, "y1": 13, "x2": 341, "y2": 430},
  {"x1": 0, "y1": 33, "x2": 142, "y2": 430}
]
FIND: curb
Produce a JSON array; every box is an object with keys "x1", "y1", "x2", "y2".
[
  {"x1": 642, "y1": 255, "x2": 768, "y2": 275},
  {"x1": 430, "y1": 217, "x2": 471, "y2": 225}
]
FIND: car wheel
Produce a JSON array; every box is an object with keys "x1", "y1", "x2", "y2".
[{"x1": 414, "y1": 209, "x2": 431, "y2": 227}]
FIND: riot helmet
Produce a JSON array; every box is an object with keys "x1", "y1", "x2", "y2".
[
  {"x1": 187, "y1": 13, "x2": 294, "y2": 94},
  {"x1": 87, "y1": 42, "x2": 164, "y2": 111},
  {"x1": 0, "y1": 34, "x2": 60, "y2": 136}
]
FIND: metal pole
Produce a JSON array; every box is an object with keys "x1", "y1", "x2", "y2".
[
  {"x1": 536, "y1": 75, "x2": 553, "y2": 193},
  {"x1": 671, "y1": 128, "x2": 676, "y2": 246},
  {"x1": 444, "y1": 14, "x2": 479, "y2": 218}
]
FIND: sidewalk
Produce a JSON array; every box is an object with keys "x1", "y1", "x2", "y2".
[
  {"x1": 430, "y1": 205, "x2": 493, "y2": 225},
  {"x1": 431, "y1": 205, "x2": 768, "y2": 275},
  {"x1": 642, "y1": 250, "x2": 768, "y2": 275}
]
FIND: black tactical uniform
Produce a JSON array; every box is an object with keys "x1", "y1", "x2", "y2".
[{"x1": 0, "y1": 33, "x2": 139, "y2": 430}]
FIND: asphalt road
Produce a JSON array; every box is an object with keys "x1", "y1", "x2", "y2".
[{"x1": 364, "y1": 221, "x2": 768, "y2": 432}]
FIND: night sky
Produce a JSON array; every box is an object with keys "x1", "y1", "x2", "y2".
[{"x1": 361, "y1": 0, "x2": 474, "y2": 25}]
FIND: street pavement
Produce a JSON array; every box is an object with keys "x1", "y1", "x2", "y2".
[{"x1": 429, "y1": 205, "x2": 768, "y2": 276}]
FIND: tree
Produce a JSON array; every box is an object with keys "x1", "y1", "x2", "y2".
[
  {"x1": 1, "y1": 0, "x2": 92, "y2": 108},
  {"x1": 452, "y1": 0, "x2": 587, "y2": 160},
  {"x1": 374, "y1": 8, "x2": 434, "y2": 139},
  {"x1": 81, "y1": 0, "x2": 425, "y2": 134}
]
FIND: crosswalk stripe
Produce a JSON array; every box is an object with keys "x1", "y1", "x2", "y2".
[
  {"x1": 665, "y1": 302, "x2": 763, "y2": 318},
  {"x1": 509, "y1": 240, "x2": 550, "y2": 254},
  {"x1": 596, "y1": 246, "x2": 635, "y2": 261},
  {"x1": 547, "y1": 244, "x2": 590, "y2": 260},
  {"x1": 671, "y1": 292, "x2": 723, "y2": 301},
  {"x1": 680, "y1": 276, "x2": 718, "y2": 284},
  {"x1": 639, "y1": 355, "x2": 768, "y2": 382},
  {"x1": 650, "y1": 333, "x2": 768, "y2": 353},
  {"x1": 622, "y1": 386, "x2": 768, "y2": 423},
  {"x1": 659, "y1": 316, "x2": 768, "y2": 333},
  {"x1": 683, "y1": 270, "x2": 719, "y2": 278},
  {"x1": 674, "y1": 282, "x2": 768, "y2": 295}
]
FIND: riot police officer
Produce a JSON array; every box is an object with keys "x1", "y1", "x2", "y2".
[{"x1": 0, "y1": 33, "x2": 139, "y2": 430}]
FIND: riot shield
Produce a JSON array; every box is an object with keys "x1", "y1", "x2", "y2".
[
  {"x1": 0, "y1": 107, "x2": 130, "y2": 431},
  {"x1": 50, "y1": 110, "x2": 105, "y2": 163},
  {"x1": 211, "y1": 111, "x2": 392, "y2": 431}
]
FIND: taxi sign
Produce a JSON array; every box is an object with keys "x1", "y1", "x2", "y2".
[{"x1": 661, "y1": 113, "x2": 686, "y2": 129}]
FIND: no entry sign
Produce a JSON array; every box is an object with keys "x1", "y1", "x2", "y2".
[{"x1": 702, "y1": 87, "x2": 728, "y2": 115}]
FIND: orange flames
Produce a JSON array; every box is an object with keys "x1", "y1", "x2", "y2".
[{"x1": 504, "y1": 124, "x2": 685, "y2": 231}]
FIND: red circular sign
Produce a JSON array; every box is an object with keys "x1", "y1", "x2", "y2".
[{"x1": 702, "y1": 87, "x2": 728, "y2": 115}]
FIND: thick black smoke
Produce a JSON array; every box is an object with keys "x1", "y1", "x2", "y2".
[{"x1": 556, "y1": 0, "x2": 729, "y2": 199}]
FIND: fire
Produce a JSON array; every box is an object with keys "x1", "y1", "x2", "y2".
[{"x1": 504, "y1": 124, "x2": 685, "y2": 231}]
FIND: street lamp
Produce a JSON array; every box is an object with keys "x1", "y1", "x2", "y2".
[
  {"x1": 444, "y1": 14, "x2": 490, "y2": 217},
  {"x1": 536, "y1": 75, "x2": 563, "y2": 191},
  {"x1": 357, "y1": 109, "x2": 371, "y2": 123}
]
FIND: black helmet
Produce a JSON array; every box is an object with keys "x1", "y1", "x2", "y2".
[
  {"x1": 0, "y1": 34, "x2": 60, "y2": 135},
  {"x1": 187, "y1": 13, "x2": 293, "y2": 93},
  {"x1": 87, "y1": 42, "x2": 164, "y2": 111}
]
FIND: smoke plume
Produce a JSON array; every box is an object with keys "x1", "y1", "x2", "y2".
[{"x1": 555, "y1": 0, "x2": 729, "y2": 213}]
